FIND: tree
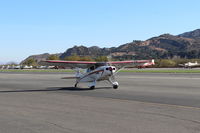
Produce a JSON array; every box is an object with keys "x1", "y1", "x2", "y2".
[
  {"x1": 64, "y1": 54, "x2": 81, "y2": 61},
  {"x1": 157, "y1": 59, "x2": 176, "y2": 67},
  {"x1": 95, "y1": 56, "x2": 108, "y2": 62},
  {"x1": 80, "y1": 56, "x2": 93, "y2": 61},
  {"x1": 23, "y1": 58, "x2": 37, "y2": 66},
  {"x1": 48, "y1": 55, "x2": 60, "y2": 60}
]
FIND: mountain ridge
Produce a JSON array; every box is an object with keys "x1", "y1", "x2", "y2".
[
  {"x1": 21, "y1": 29, "x2": 200, "y2": 64},
  {"x1": 178, "y1": 29, "x2": 200, "y2": 39}
]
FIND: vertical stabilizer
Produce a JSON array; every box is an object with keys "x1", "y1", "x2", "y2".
[{"x1": 152, "y1": 59, "x2": 155, "y2": 65}]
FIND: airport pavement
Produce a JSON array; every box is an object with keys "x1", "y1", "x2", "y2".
[{"x1": 0, "y1": 72, "x2": 200, "y2": 133}]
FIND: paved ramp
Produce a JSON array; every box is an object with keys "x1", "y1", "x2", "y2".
[{"x1": 0, "y1": 72, "x2": 200, "y2": 133}]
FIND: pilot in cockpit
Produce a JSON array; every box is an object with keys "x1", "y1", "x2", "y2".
[{"x1": 86, "y1": 66, "x2": 95, "y2": 72}]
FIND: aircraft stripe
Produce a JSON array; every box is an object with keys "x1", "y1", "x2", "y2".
[
  {"x1": 46, "y1": 60, "x2": 97, "y2": 64},
  {"x1": 45, "y1": 60, "x2": 153, "y2": 64},
  {"x1": 108, "y1": 60, "x2": 152, "y2": 64},
  {"x1": 78, "y1": 69, "x2": 104, "y2": 82}
]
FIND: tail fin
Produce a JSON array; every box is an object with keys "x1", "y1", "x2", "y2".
[
  {"x1": 61, "y1": 68, "x2": 81, "y2": 80},
  {"x1": 152, "y1": 59, "x2": 155, "y2": 65},
  {"x1": 61, "y1": 77, "x2": 79, "y2": 79}
]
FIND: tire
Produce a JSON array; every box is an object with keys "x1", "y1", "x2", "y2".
[
  {"x1": 113, "y1": 85, "x2": 118, "y2": 89},
  {"x1": 90, "y1": 86, "x2": 95, "y2": 89}
]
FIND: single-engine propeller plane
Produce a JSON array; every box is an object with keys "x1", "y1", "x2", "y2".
[
  {"x1": 39, "y1": 59, "x2": 155, "y2": 89},
  {"x1": 179, "y1": 61, "x2": 200, "y2": 68}
]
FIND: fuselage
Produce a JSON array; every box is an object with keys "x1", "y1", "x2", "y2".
[{"x1": 77, "y1": 66, "x2": 116, "y2": 82}]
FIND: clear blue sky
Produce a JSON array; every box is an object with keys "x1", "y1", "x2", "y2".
[{"x1": 0, "y1": 0, "x2": 200, "y2": 64}]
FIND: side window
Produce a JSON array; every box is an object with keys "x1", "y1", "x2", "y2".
[
  {"x1": 86, "y1": 68, "x2": 90, "y2": 72},
  {"x1": 90, "y1": 66, "x2": 95, "y2": 71},
  {"x1": 87, "y1": 66, "x2": 95, "y2": 72}
]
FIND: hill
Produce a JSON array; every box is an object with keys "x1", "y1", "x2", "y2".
[
  {"x1": 59, "y1": 46, "x2": 113, "y2": 59},
  {"x1": 178, "y1": 29, "x2": 200, "y2": 39},
  {"x1": 21, "y1": 29, "x2": 200, "y2": 64},
  {"x1": 21, "y1": 53, "x2": 61, "y2": 65}
]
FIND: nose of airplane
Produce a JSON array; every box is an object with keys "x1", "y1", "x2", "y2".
[
  {"x1": 108, "y1": 67, "x2": 113, "y2": 71},
  {"x1": 106, "y1": 66, "x2": 116, "y2": 73}
]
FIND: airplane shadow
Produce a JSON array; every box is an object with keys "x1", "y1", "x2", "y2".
[
  {"x1": 56, "y1": 87, "x2": 112, "y2": 91},
  {"x1": 0, "y1": 87, "x2": 112, "y2": 93}
]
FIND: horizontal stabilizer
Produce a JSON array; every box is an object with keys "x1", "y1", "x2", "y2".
[
  {"x1": 61, "y1": 77, "x2": 79, "y2": 79},
  {"x1": 178, "y1": 64, "x2": 184, "y2": 66}
]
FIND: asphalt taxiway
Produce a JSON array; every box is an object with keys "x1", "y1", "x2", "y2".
[{"x1": 0, "y1": 72, "x2": 200, "y2": 133}]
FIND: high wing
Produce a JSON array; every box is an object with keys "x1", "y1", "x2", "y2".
[
  {"x1": 107, "y1": 59, "x2": 155, "y2": 68},
  {"x1": 39, "y1": 60, "x2": 98, "y2": 69},
  {"x1": 39, "y1": 59, "x2": 154, "y2": 69}
]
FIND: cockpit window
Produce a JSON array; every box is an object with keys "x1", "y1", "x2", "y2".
[
  {"x1": 87, "y1": 65, "x2": 95, "y2": 72},
  {"x1": 90, "y1": 66, "x2": 95, "y2": 70}
]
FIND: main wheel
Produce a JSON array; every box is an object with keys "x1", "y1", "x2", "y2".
[{"x1": 113, "y1": 85, "x2": 118, "y2": 89}]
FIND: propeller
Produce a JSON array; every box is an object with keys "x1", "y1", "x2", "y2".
[{"x1": 108, "y1": 67, "x2": 115, "y2": 81}]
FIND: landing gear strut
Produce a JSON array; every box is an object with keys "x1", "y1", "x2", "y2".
[
  {"x1": 74, "y1": 83, "x2": 78, "y2": 88},
  {"x1": 108, "y1": 78, "x2": 119, "y2": 89},
  {"x1": 89, "y1": 81, "x2": 96, "y2": 90}
]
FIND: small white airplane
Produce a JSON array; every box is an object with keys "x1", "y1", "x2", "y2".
[
  {"x1": 179, "y1": 61, "x2": 200, "y2": 68},
  {"x1": 0, "y1": 65, "x2": 5, "y2": 69},
  {"x1": 21, "y1": 65, "x2": 33, "y2": 69},
  {"x1": 137, "y1": 59, "x2": 155, "y2": 69},
  {"x1": 39, "y1": 59, "x2": 154, "y2": 89}
]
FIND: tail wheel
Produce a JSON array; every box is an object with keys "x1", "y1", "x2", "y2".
[{"x1": 90, "y1": 86, "x2": 95, "y2": 89}]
